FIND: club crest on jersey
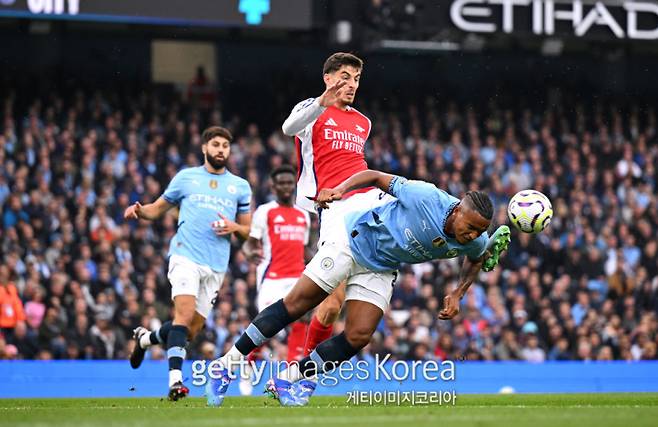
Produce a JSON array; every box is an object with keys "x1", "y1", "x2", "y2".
[
  {"x1": 321, "y1": 257, "x2": 334, "y2": 270},
  {"x1": 209, "y1": 179, "x2": 218, "y2": 189},
  {"x1": 297, "y1": 216, "x2": 306, "y2": 223},
  {"x1": 355, "y1": 124, "x2": 365, "y2": 133},
  {"x1": 324, "y1": 118, "x2": 338, "y2": 127},
  {"x1": 227, "y1": 185, "x2": 237, "y2": 194},
  {"x1": 446, "y1": 249, "x2": 459, "y2": 258},
  {"x1": 432, "y1": 237, "x2": 446, "y2": 248}
]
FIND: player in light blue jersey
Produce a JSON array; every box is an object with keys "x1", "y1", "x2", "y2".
[
  {"x1": 124, "y1": 126, "x2": 252, "y2": 401},
  {"x1": 208, "y1": 169, "x2": 510, "y2": 406}
]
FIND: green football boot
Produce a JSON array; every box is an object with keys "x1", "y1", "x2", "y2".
[{"x1": 482, "y1": 225, "x2": 511, "y2": 272}]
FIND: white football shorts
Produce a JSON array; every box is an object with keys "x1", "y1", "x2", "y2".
[
  {"x1": 304, "y1": 213, "x2": 398, "y2": 313},
  {"x1": 168, "y1": 254, "x2": 225, "y2": 317},
  {"x1": 257, "y1": 277, "x2": 299, "y2": 312}
]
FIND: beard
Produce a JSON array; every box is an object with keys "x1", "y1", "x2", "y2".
[{"x1": 206, "y1": 152, "x2": 227, "y2": 170}]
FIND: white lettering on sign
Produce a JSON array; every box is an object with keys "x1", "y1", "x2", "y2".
[{"x1": 450, "y1": 0, "x2": 658, "y2": 40}]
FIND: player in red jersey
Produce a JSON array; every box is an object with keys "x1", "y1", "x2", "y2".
[
  {"x1": 281, "y1": 53, "x2": 393, "y2": 372},
  {"x1": 240, "y1": 165, "x2": 311, "y2": 394}
]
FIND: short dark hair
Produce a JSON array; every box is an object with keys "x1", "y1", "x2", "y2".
[
  {"x1": 323, "y1": 52, "x2": 363, "y2": 75},
  {"x1": 464, "y1": 191, "x2": 494, "y2": 220},
  {"x1": 270, "y1": 164, "x2": 297, "y2": 180},
  {"x1": 202, "y1": 126, "x2": 232, "y2": 144}
]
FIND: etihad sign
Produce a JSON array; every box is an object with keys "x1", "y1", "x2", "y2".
[{"x1": 450, "y1": 0, "x2": 658, "y2": 40}]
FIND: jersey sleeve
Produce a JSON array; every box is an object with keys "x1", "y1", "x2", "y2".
[
  {"x1": 237, "y1": 182, "x2": 252, "y2": 214},
  {"x1": 249, "y1": 205, "x2": 267, "y2": 240},
  {"x1": 388, "y1": 175, "x2": 437, "y2": 207},
  {"x1": 467, "y1": 234, "x2": 488, "y2": 261},
  {"x1": 162, "y1": 170, "x2": 186, "y2": 205},
  {"x1": 281, "y1": 98, "x2": 327, "y2": 136},
  {"x1": 303, "y1": 211, "x2": 311, "y2": 245}
]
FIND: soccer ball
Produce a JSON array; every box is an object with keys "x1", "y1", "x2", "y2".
[{"x1": 507, "y1": 190, "x2": 553, "y2": 234}]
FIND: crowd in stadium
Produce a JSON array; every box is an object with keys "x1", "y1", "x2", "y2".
[{"x1": 0, "y1": 85, "x2": 657, "y2": 364}]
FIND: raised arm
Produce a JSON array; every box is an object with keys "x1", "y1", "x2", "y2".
[
  {"x1": 124, "y1": 197, "x2": 175, "y2": 221},
  {"x1": 281, "y1": 81, "x2": 347, "y2": 136}
]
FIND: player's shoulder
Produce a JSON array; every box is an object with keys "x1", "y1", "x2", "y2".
[
  {"x1": 255, "y1": 200, "x2": 279, "y2": 213},
  {"x1": 176, "y1": 165, "x2": 198, "y2": 175},
  {"x1": 293, "y1": 205, "x2": 311, "y2": 219},
  {"x1": 172, "y1": 165, "x2": 201, "y2": 180},
  {"x1": 346, "y1": 105, "x2": 370, "y2": 120},
  {"x1": 224, "y1": 170, "x2": 251, "y2": 189},
  {"x1": 436, "y1": 187, "x2": 459, "y2": 204},
  {"x1": 293, "y1": 98, "x2": 317, "y2": 112}
]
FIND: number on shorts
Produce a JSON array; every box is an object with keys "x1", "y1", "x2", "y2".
[{"x1": 391, "y1": 272, "x2": 398, "y2": 288}]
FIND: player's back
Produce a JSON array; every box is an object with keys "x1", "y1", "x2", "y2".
[
  {"x1": 344, "y1": 179, "x2": 488, "y2": 272},
  {"x1": 294, "y1": 103, "x2": 372, "y2": 211}
]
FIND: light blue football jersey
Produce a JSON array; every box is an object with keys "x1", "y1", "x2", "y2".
[
  {"x1": 162, "y1": 166, "x2": 252, "y2": 272},
  {"x1": 344, "y1": 176, "x2": 488, "y2": 272}
]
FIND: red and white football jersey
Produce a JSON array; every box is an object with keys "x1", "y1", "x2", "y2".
[
  {"x1": 249, "y1": 201, "x2": 310, "y2": 285},
  {"x1": 286, "y1": 99, "x2": 372, "y2": 212}
]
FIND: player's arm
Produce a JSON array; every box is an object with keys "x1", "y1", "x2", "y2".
[
  {"x1": 242, "y1": 236, "x2": 264, "y2": 264},
  {"x1": 215, "y1": 212, "x2": 251, "y2": 241},
  {"x1": 281, "y1": 81, "x2": 347, "y2": 136},
  {"x1": 316, "y1": 169, "x2": 394, "y2": 209},
  {"x1": 439, "y1": 255, "x2": 484, "y2": 320},
  {"x1": 123, "y1": 197, "x2": 175, "y2": 221}
]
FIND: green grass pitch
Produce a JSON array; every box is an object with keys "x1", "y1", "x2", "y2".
[{"x1": 2, "y1": 394, "x2": 657, "y2": 427}]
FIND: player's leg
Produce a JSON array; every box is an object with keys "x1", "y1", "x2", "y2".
[
  {"x1": 166, "y1": 256, "x2": 205, "y2": 400},
  {"x1": 130, "y1": 256, "x2": 205, "y2": 375},
  {"x1": 273, "y1": 267, "x2": 396, "y2": 406},
  {"x1": 303, "y1": 282, "x2": 345, "y2": 356},
  {"x1": 270, "y1": 299, "x2": 384, "y2": 406},
  {"x1": 130, "y1": 321, "x2": 173, "y2": 369},
  {"x1": 166, "y1": 294, "x2": 196, "y2": 400},
  {"x1": 205, "y1": 274, "x2": 330, "y2": 406},
  {"x1": 207, "y1": 242, "x2": 353, "y2": 406},
  {"x1": 301, "y1": 189, "x2": 392, "y2": 357},
  {"x1": 220, "y1": 274, "x2": 330, "y2": 369}
]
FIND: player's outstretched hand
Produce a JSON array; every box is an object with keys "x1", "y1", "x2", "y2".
[
  {"x1": 318, "y1": 80, "x2": 347, "y2": 107},
  {"x1": 315, "y1": 188, "x2": 343, "y2": 209},
  {"x1": 124, "y1": 202, "x2": 141, "y2": 220},
  {"x1": 438, "y1": 292, "x2": 460, "y2": 320},
  {"x1": 213, "y1": 213, "x2": 240, "y2": 237}
]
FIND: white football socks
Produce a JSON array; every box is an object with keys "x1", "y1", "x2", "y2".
[
  {"x1": 278, "y1": 363, "x2": 317, "y2": 384},
  {"x1": 169, "y1": 369, "x2": 183, "y2": 387},
  {"x1": 219, "y1": 345, "x2": 245, "y2": 375},
  {"x1": 139, "y1": 332, "x2": 152, "y2": 350}
]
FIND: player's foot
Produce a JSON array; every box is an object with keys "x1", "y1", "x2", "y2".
[
  {"x1": 265, "y1": 378, "x2": 303, "y2": 406},
  {"x1": 293, "y1": 379, "x2": 317, "y2": 406},
  {"x1": 129, "y1": 326, "x2": 149, "y2": 369},
  {"x1": 167, "y1": 381, "x2": 189, "y2": 401},
  {"x1": 482, "y1": 225, "x2": 511, "y2": 272},
  {"x1": 205, "y1": 364, "x2": 232, "y2": 407}
]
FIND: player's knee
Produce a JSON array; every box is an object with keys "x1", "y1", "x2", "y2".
[
  {"x1": 317, "y1": 297, "x2": 342, "y2": 325},
  {"x1": 344, "y1": 327, "x2": 372, "y2": 350},
  {"x1": 173, "y1": 308, "x2": 195, "y2": 327},
  {"x1": 187, "y1": 321, "x2": 203, "y2": 340}
]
